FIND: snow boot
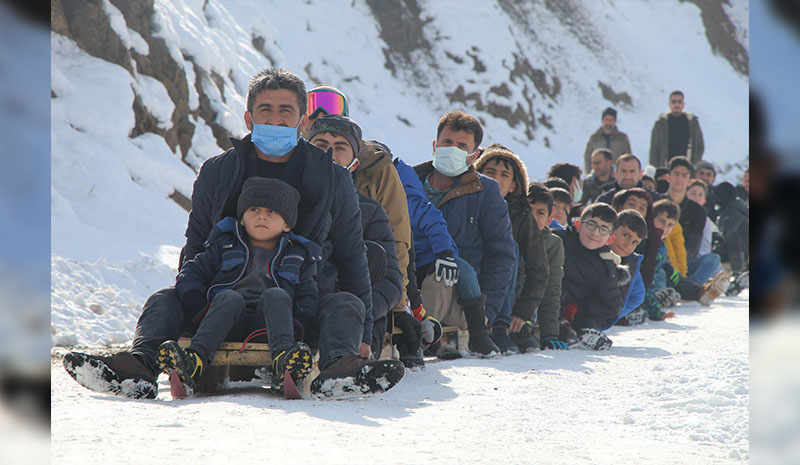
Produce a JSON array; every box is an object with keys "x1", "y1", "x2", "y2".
[
  {"x1": 558, "y1": 317, "x2": 580, "y2": 348},
  {"x1": 310, "y1": 354, "x2": 405, "y2": 399},
  {"x1": 62, "y1": 351, "x2": 157, "y2": 399},
  {"x1": 725, "y1": 270, "x2": 749, "y2": 296},
  {"x1": 398, "y1": 343, "x2": 425, "y2": 368},
  {"x1": 157, "y1": 340, "x2": 204, "y2": 398},
  {"x1": 461, "y1": 295, "x2": 499, "y2": 357},
  {"x1": 616, "y1": 307, "x2": 647, "y2": 326},
  {"x1": 655, "y1": 288, "x2": 681, "y2": 308},
  {"x1": 698, "y1": 269, "x2": 732, "y2": 306},
  {"x1": 490, "y1": 324, "x2": 520, "y2": 355},
  {"x1": 270, "y1": 342, "x2": 313, "y2": 393},
  {"x1": 576, "y1": 328, "x2": 613, "y2": 351},
  {"x1": 510, "y1": 321, "x2": 539, "y2": 353}
]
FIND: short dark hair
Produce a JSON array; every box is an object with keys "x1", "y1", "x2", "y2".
[
  {"x1": 611, "y1": 189, "x2": 649, "y2": 212},
  {"x1": 668, "y1": 156, "x2": 694, "y2": 176},
  {"x1": 615, "y1": 153, "x2": 641, "y2": 169},
  {"x1": 688, "y1": 178, "x2": 709, "y2": 196},
  {"x1": 580, "y1": 202, "x2": 618, "y2": 229},
  {"x1": 654, "y1": 167, "x2": 670, "y2": 180},
  {"x1": 527, "y1": 182, "x2": 554, "y2": 215},
  {"x1": 670, "y1": 90, "x2": 684, "y2": 99},
  {"x1": 653, "y1": 199, "x2": 680, "y2": 220},
  {"x1": 641, "y1": 174, "x2": 656, "y2": 185},
  {"x1": 591, "y1": 148, "x2": 613, "y2": 162},
  {"x1": 547, "y1": 162, "x2": 582, "y2": 185},
  {"x1": 247, "y1": 68, "x2": 307, "y2": 115},
  {"x1": 437, "y1": 111, "x2": 483, "y2": 150},
  {"x1": 615, "y1": 210, "x2": 648, "y2": 240},
  {"x1": 544, "y1": 177, "x2": 570, "y2": 191},
  {"x1": 550, "y1": 187, "x2": 572, "y2": 206}
]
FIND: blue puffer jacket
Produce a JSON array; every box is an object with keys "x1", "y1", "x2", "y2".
[
  {"x1": 180, "y1": 136, "x2": 373, "y2": 344},
  {"x1": 602, "y1": 252, "x2": 644, "y2": 330},
  {"x1": 413, "y1": 162, "x2": 516, "y2": 322},
  {"x1": 391, "y1": 156, "x2": 458, "y2": 267},
  {"x1": 176, "y1": 217, "x2": 322, "y2": 326}
]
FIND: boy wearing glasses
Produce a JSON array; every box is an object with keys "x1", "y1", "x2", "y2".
[
  {"x1": 649, "y1": 90, "x2": 705, "y2": 168},
  {"x1": 553, "y1": 203, "x2": 625, "y2": 350}
]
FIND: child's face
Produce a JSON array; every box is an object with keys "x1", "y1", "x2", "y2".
[
  {"x1": 621, "y1": 195, "x2": 649, "y2": 218},
  {"x1": 241, "y1": 207, "x2": 290, "y2": 244},
  {"x1": 641, "y1": 179, "x2": 656, "y2": 192},
  {"x1": 653, "y1": 212, "x2": 677, "y2": 240},
  {"x1": 576, "y1": 217, "x2": 614, "y2": 250},
  {"x1": 686, "y1": 185, "x2": 706, "y2": 206},
  {"x1": 611, "y1": 225, "x2": 643, "y2": 258},
  {"x1": 529, "y1": 201, "x2": 552, "y2": 231},
  {"x1": 552, "y1": 201, "x2": 569, "y2": 225},
  {"x1": 481, "y1": 159, "x2": 517, "y2": 197}
]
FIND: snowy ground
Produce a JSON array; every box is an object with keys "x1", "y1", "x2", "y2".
[{"x1": 51, "y1": 292, "x2": 748, "y2": 465}]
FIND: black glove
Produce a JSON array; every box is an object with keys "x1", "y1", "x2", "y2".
[
  {"x1": 394, "y1": 311, "x2": 422, "y2": 353},
  {"x1": 434, "y1": 250, "x2": 459, "y2": 287},
  {"x1": 541, "y1": 338, "x2": 569, "y2": 350},
  {"x1": 181, "y1": 291, "x2": 207, "y2": 316}
]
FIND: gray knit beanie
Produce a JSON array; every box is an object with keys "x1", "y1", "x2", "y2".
[
  {"x1": 237, "y1": 177, "x2": 300, "y2": 229},
  {"x1": 308, "y1": 114, "x2": 362, "y2": 156}
]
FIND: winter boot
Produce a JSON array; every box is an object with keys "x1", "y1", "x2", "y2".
[
  {"x1": 270, "y1": 342, "x2": 313, "y2": 393},
  {"x1": 157, "y1": 340, "x2": 204, "y2": 398},
  {"x1": 310, "y1": 354, "x2": 405, "y2": 399},
  {"x1": 655, "y1": 288, "x2": 681, "y2": 308},
  {"x1": 490, "y1": 324, "x2": 520, "y2": 355},
  {"x1": 509, "y1": 321, "x2": 539, "y2": 353},
  {"x1": 576, "y1": 328, "x2": 613, "y2": 351},
  {"x1": 461, "y1": 295, "x2": 499, "y2": 357},
  {"x1": 62, "y1": 351, "x2": 157, "y2": 399},
  {"x1": 699, "y1": 269, "x2": 732, "y2": 306},
  {"x1": 616, "y1": 307, "x2": 647, "y2": 326},
  {"x1": 725, "y1": 270, "x2": 749, "y2": 296},
  {"x1": 558, "y1": 317, "x2": 580, "y2": 348},
  {"x1": 397, "y1": 339, "x2": 425, "y2": 368}
]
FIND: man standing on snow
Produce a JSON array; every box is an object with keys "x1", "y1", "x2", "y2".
[
  {"x1": 582, "y1": 107, "x2": 632, "y2": 173},
  {"x1": 649, "y1": 90, "x2": 705, "y2": 168}
]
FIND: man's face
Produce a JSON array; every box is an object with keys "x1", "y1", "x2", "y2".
[
  {"x1": 310, "y1": 132, "x2": 357, "y2": 171},
  {"x1": 669, "y1": 93, "x2": 685, "y2": 115},
  {"x1": 529, "y1": 201, "x2": 552, "y2": 231},
  {"x1": 687, "y1": 184, "x2": 706, "y2": 206},
  {"x1": 245, "y1": 89, "x2": 305, "y2": 130},
  {"x1": 434, "y1": 126, "x2": 478, "y2": 160},
  {"x1": 481, "y1": 159, "x2": 517, "y2": 197},
  {"x1": 616, "y1": 159, "x2": 642, "y2": 189},
  {"x1": 611, "y1": 225, "x2": 643, "y2": 258},
  {"x1": 667, "y1": 166, "x2": 692, "y2": 193},
  {"x1": 591, "y1": 153, "x2": 612, "y2": 178},
  {"x1": 695, "y1": 167, "x2": 715, "y2": 186},
  {"x1": 653, "y1": 212, "x2": 677, "y2": 240},
  {"x1": 621, "y1": 195, "x2": 649, "y2": 218},
  {"x1": 601, "y1": 114, "x2": 616, "y2": 134},
  {"x1": 576, "y1": 217, "x2": 614, "y2": 250}
]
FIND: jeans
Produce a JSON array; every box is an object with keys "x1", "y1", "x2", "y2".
[
  {"x1": 494, "y1": 241, "x2": 520, "y2": 327},
  {"x1": 687, "y1": 253, "x2": 721, "y2": 285},
  {"x1": 317, "y1": 292, "x2": 365, "y2": 371}
]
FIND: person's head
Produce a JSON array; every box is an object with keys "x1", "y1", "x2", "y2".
[
  {"x1": 654, "y1": 167, "x2": 670, "y2": 193},
  {"x1": 576, "y1": 203, "x2": 618, "y2": 250},
  {"x1": 612, "y1": 188, "x2": 651, "y2": 219},
  {"x1": 590, "y1": 149, "x2": 614, "y2": 179},
  {"x1": 527, "y1": 182, "x2": 554, "y2": 230},
  {"x1": 549, "y1": 187, "x2": 572, "y2": 226},
  {"x1": 547, "y1": 162, "x2": 583, "y2": 201},
  {"x1": 544, "y1": 176, "x2": 570, "y2": 192},
  {"x1": 667, "y1": 156, "x2": 693, "y2": 194},
  {"x1": 433, "y1": 111, "x2": 483, "y2": 176},
  {"x1": 652, "y1": 199, "x2": 680, "y2": 240},
  {"x1": 693, "y1": 160, "x2": 716, "y2": 186},
  {"x1": 611, "y1": 210, "x2": 647, "y2": 258},
  {"x1": 714, "y1": 181, "x2": 738, "y2": 206},
  {"x1": 640, "y1": 174, "x2": 656, "y2": 192},
  {"x1": 669, "y1": 90, "x2": 685, "y2": 116},
  {"x1": 615, "y1": 153, "x2": 642, "y2": 189},
  {"x1": 245, "y1": 68, "x2": 307, "y2": 130},
  {"x1": 308, "y1": 114, "x2": 363, "y2": 171},
  {"x1": 601, "y1": 107, "x2": 617, "y2": 134},
  {"x1": 687, "y1": 179, "x2": 708, "y2": 206},
  {"x1": 237, "y1": 177, "x2": 300, "y2": 245},
  {"x1": 475, "y1": 144, "x2": 528, "y2": 198},
  {"x1": 741, "y1": 169, "x2": 749, "y2": 194}
]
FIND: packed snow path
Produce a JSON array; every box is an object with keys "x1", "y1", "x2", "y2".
[{"x1": 51, "y1": 292, "x2": 748, "y2": 464}]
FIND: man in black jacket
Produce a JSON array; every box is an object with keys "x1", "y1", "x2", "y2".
[{"x1": 596, "y1": 154, "x2": 661, "y2": 205}]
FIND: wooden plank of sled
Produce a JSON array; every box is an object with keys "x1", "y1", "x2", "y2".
[{"x1": 178, "y1": 337, "x2": 271, "y2": 366}]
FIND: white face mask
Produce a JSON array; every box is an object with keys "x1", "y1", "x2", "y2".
[{"x1": 433, "y1": 146, "x2": 473, "y2": 177}]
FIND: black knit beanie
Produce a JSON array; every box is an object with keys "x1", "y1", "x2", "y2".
[
  {"x1": 237, "y1": 177, "x2": 300, "y2": 229},
  {"x1": 602, "y1": 107, "x2": 617, "y2": 119},
  {"x1": 308, "y1": 114, "x2": 363, "y2": 156}
]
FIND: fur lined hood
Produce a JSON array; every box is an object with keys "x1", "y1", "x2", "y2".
[{"x1": 474, "y1": 143, "x2": 529, "y2": 199}]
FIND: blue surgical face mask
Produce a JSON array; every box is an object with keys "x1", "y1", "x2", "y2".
[
  {"x1": 573, "y1": 185, "x2": 583, "y2": 203},
  {"x1": 433, "y1": 146, "x2": 472, "y2": 177},
  {"x1": 250, "y1": 117, "x2": 302, "y2": 157}
]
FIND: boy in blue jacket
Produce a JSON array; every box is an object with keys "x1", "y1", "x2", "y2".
[
  {"x1": 161, "y1": 177, "x2": 321, "y2": 396},
  {"x1": 604, "y1": 210, "x2": 647, "y2": 328}
]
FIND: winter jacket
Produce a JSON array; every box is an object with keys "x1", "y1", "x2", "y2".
[
  {"x1": 355, "y1": 141, "x2": 411, "y2": 310},
  {"x1": 665, "y1": 222, "x2": 688, "y2": 276},
  {"x1": 583, "y1": 127, "x2": 632, "y2": 173},
  {"x1": 393, "y1": 156, "x2": 458, "y2": 267},
  {"x1": 677, "y1": 196, "x2": 707, "y2": 260},
  {"x1": 176, "y1": 217, "x2": 322, "y2": 327},
  {"x1": 538, "y1": 228, "x2": 564, "y2": 343},
  {"x1": 180, "y1": 135, "x2": 373, "y2": 344},
  {"x1": 603, "y1": 253, "x2": 644, "y2": 330},
  {"x1": 649, "y1": 112, "x2": 705, "y2": 168},
  {"x1": 580, "y1": 173, "x2": 615, "y2": 204},
  {"x1": 358, "y1": 194, "x2": 403, "y2": 323},
  {"x1": 554, "y1": 226, "x2": 624, "y2": 330},
  {"x1": 414, "y1": 161, "x2": 516, "y2": 322},
  {"x1": 596, "y1": 180, "x2": 662, "y2": 206}
]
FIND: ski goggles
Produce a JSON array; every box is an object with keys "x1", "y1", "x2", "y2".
[{"x1": 307, "y1": 87, "x2": 349, "y2": 118}]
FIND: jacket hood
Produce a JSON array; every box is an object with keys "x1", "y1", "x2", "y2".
[
  {"x1": 474, "y1": 144, "x2": 529, "y2": 199},
  {"x1": 355, "y1": 140, "x2": 391, "y2": 178}
]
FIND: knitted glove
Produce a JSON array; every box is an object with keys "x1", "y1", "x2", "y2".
[
  {"x1": 668, "y1": 269, "x2": 681, "y2": 286},
  {"x1": 434, "y1": 250, "x2": 459, "y2": 287}
]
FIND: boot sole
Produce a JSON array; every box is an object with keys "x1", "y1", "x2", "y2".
[
  {"x1": 157, "y1": 342, "x2": 196, "y2": 397},
  {"x1": 310, "y1": 359, "x2": 405, "y2": 399},
  {"x1": 271, "y1": 346, "x2": 313, "y2": 392},
  {"x1": 577, "y1": 329, "x2": 613, "y2": 351},
  {"x1": 62, "y1": 352, "x2": 157, "y2": 399}
]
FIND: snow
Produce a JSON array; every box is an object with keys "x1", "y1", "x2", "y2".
[{"x1": 52, "y1": 293, "x2": 749, "y2": 464}]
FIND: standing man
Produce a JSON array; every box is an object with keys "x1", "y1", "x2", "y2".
[
  {"x1": 581, "y1": 148, "x2": 615, "y2": 204},
  {"x1": 582, "y1": 107, "x2": 632, "y2": 173},
  {"x1": 649, "y1": 90, "x2": 705, "y2": 168},
  {"x1": 414, "y1": 111, "x2": 516, "y2": 356}
]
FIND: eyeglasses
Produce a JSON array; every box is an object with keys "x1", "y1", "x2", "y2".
[
  {"x1": 670, "y1": 99, "x2": 683, "y2": 104},
  {"x1": 307, "y1": 88, "x2": 349, "y2": 118},
  {"x1": 582, "y1": 220, "x2": 611, "y2": 236}
]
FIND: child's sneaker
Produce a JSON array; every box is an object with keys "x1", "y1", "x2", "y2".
[
  {"x1": 576, "y1": 328, "x2": 613, "y2": 351},
  {"x1": 616, "y1": 307, "x2": 647, "y2": 326},
  {"x1": 271, "y1": 342, "x2": 313, "y2": 393},
  {"x1": 157, "y1": 340, "x2": 204, "y2": 398},
  {"x1": 62, "y1": 351, "x2": 157, "y2": 399},
  {"x1": 559, "y1": 317, "x2": 580, "y2": 348},
  {"x1": 725, "y1": 270, "x2": 749, "y2": 296},
  {"x1": 699, "y1": 270, "x2": 732, "y2": 306},
  {"x1": 655, "y1": 288, "x2": 681, "y2": 308}
]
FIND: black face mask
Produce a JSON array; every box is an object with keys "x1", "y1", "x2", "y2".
[{"x1": 656, "y1": 179, "x2": 670, "y2": 194}]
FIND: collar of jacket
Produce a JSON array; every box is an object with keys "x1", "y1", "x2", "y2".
[
  {"x1": 595, "y1": 126, "x2": 619, "y2": 136},
  {"x1": 659, "y1": 111, "x2": 696, "y2": 121},
  {"x1": 413, "y1": 160, "x2": 483, "y2": 206},
  {"x1": 355, "y1": 140, "x2": 390, "y2": 180}
]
